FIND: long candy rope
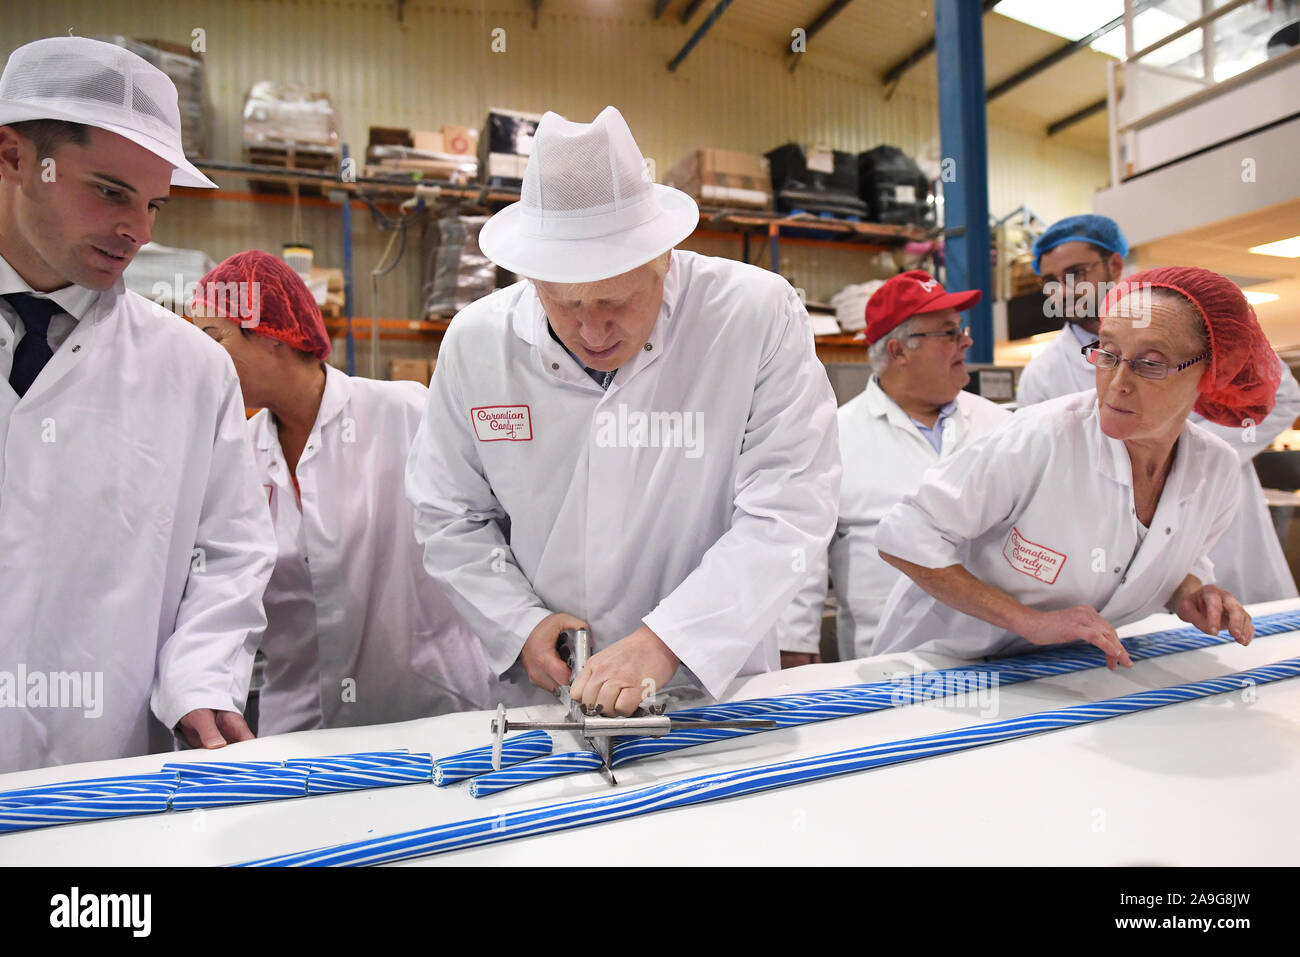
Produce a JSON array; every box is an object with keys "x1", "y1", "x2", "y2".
[
  {"x1": 611, "y1": 613, "x2": 1300, "y2": 766},
  {"x1": 469, "y1": 752, "x2": 605, "y2": 798},
  {"x1": 0, "y1": 738, "x2": 531, "y2": 833},
  {"x1": 237, "y1": 657, "x2": 1300, "y2": 866}
]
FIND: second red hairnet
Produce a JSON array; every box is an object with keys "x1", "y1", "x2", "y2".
[
  {"x1": 1102, "y1": 266, "x2": 1279, "y2": 427},
  {"x1": 191, "y1": 250, "x2": 332, "y2": 360}
]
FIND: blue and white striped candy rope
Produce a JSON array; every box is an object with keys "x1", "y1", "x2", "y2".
[
  {"x1": 0, "y1": 788, "x2": 175, "y2": 833},
  {"x1": 468, "y1": 752, "x2": 605, "y2": 798},
  {"x1": 0, "y1": 750, "x2": 434, "y2": 830},
  {"x1": 432, "y1": 730, "x2": 553, "y2": 786},
  {"x1": 168, "y1": 769, "x2": 310, "y2": 810},
  {"x1": 237, "y1": 657, "x2": 1300, "y2": 866},
  {"x1": 611, "y1": 611, "x2": 1300, "y2": 765},
  {"x1": 307, "y1": 758, "x2": 435, "y2": 794}
]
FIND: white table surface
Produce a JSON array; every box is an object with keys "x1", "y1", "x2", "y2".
[{"x1": 3, "y1": 599, "x2": 1299, "y2": 867}]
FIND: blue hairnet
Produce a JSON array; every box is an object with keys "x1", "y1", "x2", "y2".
[{"x1": 1032, "y1": 214, "x2": 1129, "y2": 274}]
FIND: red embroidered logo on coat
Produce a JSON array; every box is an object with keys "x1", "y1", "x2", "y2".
[
  {"x1": 470, "y1": 405, "x2": 533, "y2": 441},
  {"x1": 1002, "y1": 526, "x2": 1066, "y2": 584}
]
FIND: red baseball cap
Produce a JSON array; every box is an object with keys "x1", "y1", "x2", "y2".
[{"x1": 864, "y1": 270, "x2": 981, "y2": 345}]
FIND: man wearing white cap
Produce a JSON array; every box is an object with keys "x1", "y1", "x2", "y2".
[
  {"x1": 406, "y1": 106, "x2": 840, "y2": 715},
  {"x1": 0, "y1": 37, "x2": 276, "y2": 772}
]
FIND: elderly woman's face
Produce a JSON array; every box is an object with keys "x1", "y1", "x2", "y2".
[
  {"x1": 1095, "y1": 291, "x2": 1207, "y2": 444},
  {"x1": 194, "y1": 310, "x2": 283, "y2": 408},
  {"x1": 533, "y1": 260, "x2": 667, "y2": 372}
]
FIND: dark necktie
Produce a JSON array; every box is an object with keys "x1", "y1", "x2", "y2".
[{"x1": 3, "y1": 293, "x2": 62, "y2": 397}]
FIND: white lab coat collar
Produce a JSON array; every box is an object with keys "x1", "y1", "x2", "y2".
[
  {"x1": 253, "y1": 361, "x2": 347, "y2": 457},
  {"x1": 509, "y1": 251, "x2": 683, "y2": 393},
  {"x1": 0, "y1": 253, "x2": 105, "y2": 324},
  {"x1": 1085, "y1": 395, "x2": 1208, "y2": 507},
  {"x1": 861, "y1": 376, "x2": 961, "y2": 451}
]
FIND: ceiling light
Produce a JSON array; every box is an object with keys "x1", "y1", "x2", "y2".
[
  {"x1": 1244, "y1": 291, "x2": 1280, "y2": 305},
  {"x1": 1249, "y1": 236, "x2": 1300, "y2": 258}
]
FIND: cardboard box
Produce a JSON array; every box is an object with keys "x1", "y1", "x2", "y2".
[
  {"x1": 389, "y1": 359, "x2": 432, "y2": 385},
  {"x1": 1009, "y1": 258, "x2": 1041, "y2": 299},
  {"x1": 441, "y1": 124, "x2": 478, "y2": 155},
  {"x1": 411, "y1": 129, "x2": 444, "y2": 153},
  {"x1": 664, "y1": 148, "x2": 772, "y2": 209},
  {"x1": 483, "y1": 152, "x2": 529, "y2": 183}
]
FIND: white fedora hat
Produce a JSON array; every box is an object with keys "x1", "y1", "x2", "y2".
[
  {"x1": 0, "y1": 36, "x2": 216, "y2": 189},
  {"x1": 479, "y1": 105, "x2": 698, "y2": 283}
]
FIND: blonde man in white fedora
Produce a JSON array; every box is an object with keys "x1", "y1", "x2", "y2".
[
  {"x1": 0, "y1": 37, "x2": 276, "y2": 772},
  {"x1": 406, "y1": 106, "x2": 840, "y2": 715}
]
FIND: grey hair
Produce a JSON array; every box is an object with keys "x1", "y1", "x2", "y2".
[{"x1": 867, "y1": 316, "x2": 923, "y2": 375}]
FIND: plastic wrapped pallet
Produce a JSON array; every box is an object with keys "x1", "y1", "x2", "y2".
[
  {"x1": 95, "y1": 36, "x2": 208, "y2": 159},
  {"x1": 478, "y1": 108, "x2": 542, "y2": 187},
  {"x1": 242, "y1": 81, "x2": 339, "y2": 150},
  {"x1": 857, "y1": 146, "x2": 934, "y2": 227},
  {"x1": 765, "y1": 143, "x2": 867, "y2": 218},
  {"x1": 423, "y1": 216, "x2": 496, "y2": 319},
  {"x1": 123, "y1": 242, "x2": 216, "y2": 315}
]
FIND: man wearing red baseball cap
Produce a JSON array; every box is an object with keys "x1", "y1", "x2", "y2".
[{"x1": 779, "y1": 270, "x2": 1010, "y2": 661}]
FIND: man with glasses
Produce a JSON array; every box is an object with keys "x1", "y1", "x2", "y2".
[
  {"x1": 1015, "y1": 214, "x2": 1127, "y2": 407},
  {"x1": 779, "y1": 270, "x2": 1009, "y2": 663},
  {"x1": 1016, "y1": 214, "x2": 1300, "y2": 605}
]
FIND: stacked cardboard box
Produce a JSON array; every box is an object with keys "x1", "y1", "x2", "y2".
[
  {"x1": 479, "y1": 108, "x2": 541, "y2": 186},
  {"x1": 364, "y1": 125, "x2": 478, "y2": 183},
  {"x1": 389, "y1": 359, "x2": 435, "y2": 385},
  {"x1": 664, "y1": 148, "x2": 771, "y2": 209},
  {"x1": 97, "y1": 36, "x2": 208, "y2": 159},
  {"x1": 242, "y1": 82, "x2": 340, "y2": 193}
]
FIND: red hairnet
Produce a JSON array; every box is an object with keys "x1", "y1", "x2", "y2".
[
  {"x1": 1102, "y1": 266, "x2": 1279, "y2": 427},
  {"x1": 191, "y1": 250, "x2": 331, "y2": 360}
]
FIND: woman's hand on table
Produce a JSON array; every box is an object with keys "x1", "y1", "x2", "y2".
[
  {"x1": 1019, "y1": 606, "x2": 1133, "y2": 671},
  {"x1": 1172, "y1": 584, "x2": 1254, "y2": 645},
  {"x1": 176, "y1": 709, "x2": 255, "y2": 749}
]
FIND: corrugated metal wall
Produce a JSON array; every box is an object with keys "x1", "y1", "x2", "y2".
[{"x1": 4, "y1": 0, "x2": 1110, "y2": 365}]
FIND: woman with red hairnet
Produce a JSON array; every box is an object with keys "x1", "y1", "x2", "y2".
[
  {"x1": 191, "y1": 251, "x2": 514, "y2": 734},
  {"x1": 871, "y1": 266, "x2": 1266, "y2": 667}
]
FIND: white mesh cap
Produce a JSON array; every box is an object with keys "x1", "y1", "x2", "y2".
[
  {"x1": 0, "y1": 36, "x2": 216, "y2": 188},
  {"x1": 479, "y1": 106, "x2": 698, "y2": 283}
]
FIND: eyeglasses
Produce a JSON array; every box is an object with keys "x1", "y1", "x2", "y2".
[
  {"x1": 1041, "y1": 259, "x2": 1103, "y2": 294},
  {"x1": 906, "y1": 325, "x2": 971, "y2": 344},
  {"x1": 1081, "y1": 341, "x2": 1209, "y2": 380}
]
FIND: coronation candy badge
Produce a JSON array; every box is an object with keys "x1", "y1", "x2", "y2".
[
  {"x1": 1002, "y1": 526, "x2": 1066, "y2": 584},
  {"x1": 471, "y1": 405, "x2": 533, "y2": 441}
]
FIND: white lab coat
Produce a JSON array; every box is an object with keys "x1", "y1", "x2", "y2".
[
  {"x1": 873, "y1": 391, "x2": 1242, "y2": 659},
  {"x1": 778, "y1": 377, "x2": 1010, "y2": 659},
  {"x1": 1017, "y1": 322, "x2": 1300, "y2": 602},
  {"x1": 250, "y1": 365, "x2": 514, "y2": 735},
  {"x1": 405, "y1": 250, "x2": 841, "y2": 699},
  {"x1": 0, "y1": 269, "x2": 276, "y2": 773}
]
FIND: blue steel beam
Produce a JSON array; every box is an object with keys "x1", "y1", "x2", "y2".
[
  {"x1": 668, "y1": 0, "x2": 735, "y2": 71},
  {"x1": 934, "y1": 0, "x2": 992, "y2": 363}
]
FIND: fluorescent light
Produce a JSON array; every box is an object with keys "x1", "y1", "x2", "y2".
[
  {"x1": 1249, "y1": 236, "x2": 1300, "y2": 259},
  {"x1": 1244, "y1": 291, "x2": 1280, "y2": 305},
  {"x1": 993, "y1": 0, "x2": 1123, "y2": 41}
]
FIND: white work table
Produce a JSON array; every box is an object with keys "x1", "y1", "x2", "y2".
[{"x1": 3, "y1": 599, "x2": 1299, "y2": 867}]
